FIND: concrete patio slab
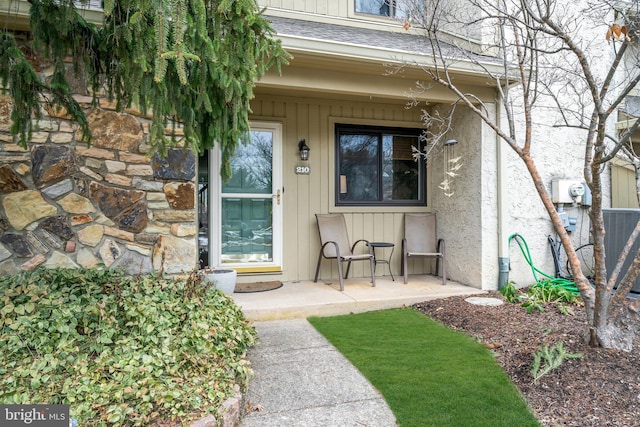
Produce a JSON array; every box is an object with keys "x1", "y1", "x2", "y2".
[{"x1": 231, "y1": 275, "x2": 485, "y2": 321}]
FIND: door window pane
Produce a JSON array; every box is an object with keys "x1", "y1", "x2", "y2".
[
  {"x1": 221, "y1": 129, "x2": 275, "y2": 264},
  {"x1": 222, "y1": 131, "x2": 272, "y2": 194},
  {"x1": 221, "y1": 198, "x2": 273, "y2": 263}
]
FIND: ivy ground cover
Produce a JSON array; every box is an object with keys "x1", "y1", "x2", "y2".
[{"x1": 0, "y1": 268, "x2": 256, "y2": 426}]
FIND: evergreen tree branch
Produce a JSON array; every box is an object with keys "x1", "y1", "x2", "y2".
[{"x1": 3, "y1": 0, "x2": 290, "y2": 181}]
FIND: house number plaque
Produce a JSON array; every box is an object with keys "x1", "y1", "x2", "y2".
[{"x1": 295, "y1": 165, "x2": 311, "y2": 175}]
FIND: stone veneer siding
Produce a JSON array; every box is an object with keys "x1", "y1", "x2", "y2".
[{"x1": 0, "y1": 94, "x2": 199, "y2": 276}]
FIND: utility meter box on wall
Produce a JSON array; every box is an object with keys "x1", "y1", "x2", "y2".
[{"x1": 551, "y1": 179, "x2": 586, "y2": 204}]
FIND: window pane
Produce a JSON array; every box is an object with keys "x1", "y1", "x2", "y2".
[
  {"x1": 355, "y1": 0, "x2": 411, "y2": 18},
  {"x1": 339, "y1": 134, "x2": 379, "y2": 202},
  {"x1": 394, "y1": 0, "x2": 411, "y2": 18},
  {"x1": 336, "y1": 124, "x2": 424, "y2": 206},
  {"x1": 355, "y1": 0, "x2": 390, "y2": 16},
  {"x1": 383, "y1": 135, "x2": 419, "y2": 200}
]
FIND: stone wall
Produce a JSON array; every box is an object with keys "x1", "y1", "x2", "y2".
[{"x1": 0, "y1": 94, "x2": 198, "y2": 276}]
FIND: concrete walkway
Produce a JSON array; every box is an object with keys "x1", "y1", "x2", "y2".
[
  {"x1": 234, "y1": 276, "x2": 484, "y2": 426},
  {"x1": 240, "y1": 319, "x2": 398, "y2": 427}
]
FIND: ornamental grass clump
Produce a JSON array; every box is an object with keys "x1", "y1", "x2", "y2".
[{"x1": 0, "y1": 268, "x2": 256, "y2": 426}]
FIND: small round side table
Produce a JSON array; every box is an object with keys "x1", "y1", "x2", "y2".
[{"x1": 367, "y1": 242, "x2": 395, "y2": 281}]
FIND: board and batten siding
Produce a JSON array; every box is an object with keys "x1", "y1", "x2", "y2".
[
  {"x1": 260, "y1": 0, "x2": 347, "y2": 17},
  {"x1": 611, "y1": 163, "x2": 640, "y2": 209},
  {"x1": 250, "y1": 94, "x2": 436, "y2": 282}
]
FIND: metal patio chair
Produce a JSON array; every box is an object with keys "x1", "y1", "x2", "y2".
[
  {"x1": 314, "y1": 213, "x2": 376, "y2": 291},
  {"x1": 401, "y1": 213, "x2": 446, "y2": 285}
]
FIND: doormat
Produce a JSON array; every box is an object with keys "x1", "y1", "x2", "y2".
[{"x1": 234, "y1": 281, "x2": 283, "y2": 293}]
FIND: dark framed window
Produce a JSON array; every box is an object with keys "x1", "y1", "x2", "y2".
[
  {"x1": 335, "y1": 124, "x2": 426, "y2": 206},
  {"x1": 354, "y1": 0, "x2": 411, "y2": 18}
]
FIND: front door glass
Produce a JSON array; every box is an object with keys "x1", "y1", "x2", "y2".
[
  {"x1": 221, "y1": 130, "x2": 274, "y2": 263},
  {"x1": 208, "y1": 122, "x2": 282, "y2": 270}
]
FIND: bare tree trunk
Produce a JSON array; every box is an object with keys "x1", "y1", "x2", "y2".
[
  {"x1": 412, "y1": 0, "x2": 640, "y2": 350},
  {"x1": 594, "y1": 313, "x2": 640, "y2": 352},
  {"x1": 520, "y1": 152, "x2": 594, "y2": 309}
]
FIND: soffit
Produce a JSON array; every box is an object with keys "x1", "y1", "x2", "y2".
[{"x1": 255, "y1": 58, "x2": 497, "y2": 105}]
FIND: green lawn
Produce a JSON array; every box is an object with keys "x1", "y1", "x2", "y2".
[{"x1": 308, "y1": 309, "x2": 540, "y2": 427}]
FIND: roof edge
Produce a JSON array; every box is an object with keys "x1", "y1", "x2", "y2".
[{"x1": 278, "y1": 33, "x2": 507, "y2": 81}]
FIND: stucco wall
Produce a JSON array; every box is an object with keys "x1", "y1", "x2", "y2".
[
  {"x1": 429, "y1": 104, "x2": 488, "y2": 287},
  {"x1": 498, "y1": 99, "x2": 594, "y2": 287},
  {"x1": 498, "y1": 2, "x2": 618, "y2": 287},
  {"x1": 430, "y1": 98, "x2": 597, "y2": 290}
]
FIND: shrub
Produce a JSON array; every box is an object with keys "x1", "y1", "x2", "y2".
[{"x1": 0, "y1": 268, "x2": 256, "y2": 426}]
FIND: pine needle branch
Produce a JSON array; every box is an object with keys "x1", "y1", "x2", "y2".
[{"x1": 531, "y1": 342, "x2": 582, "y2": 384}]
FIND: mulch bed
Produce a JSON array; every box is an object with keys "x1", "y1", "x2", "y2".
[{"x1": 413, "y1": 291, "x2": 640, "y2": 426}]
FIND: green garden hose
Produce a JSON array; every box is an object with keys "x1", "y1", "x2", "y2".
[{"x1": 508, "y1": 233, "x2": 580, "y2": 294}]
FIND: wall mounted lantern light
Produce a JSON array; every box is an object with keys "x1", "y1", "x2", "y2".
[{"x1": 298, "y1": 139, "x2": 310, "y2": 161}]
